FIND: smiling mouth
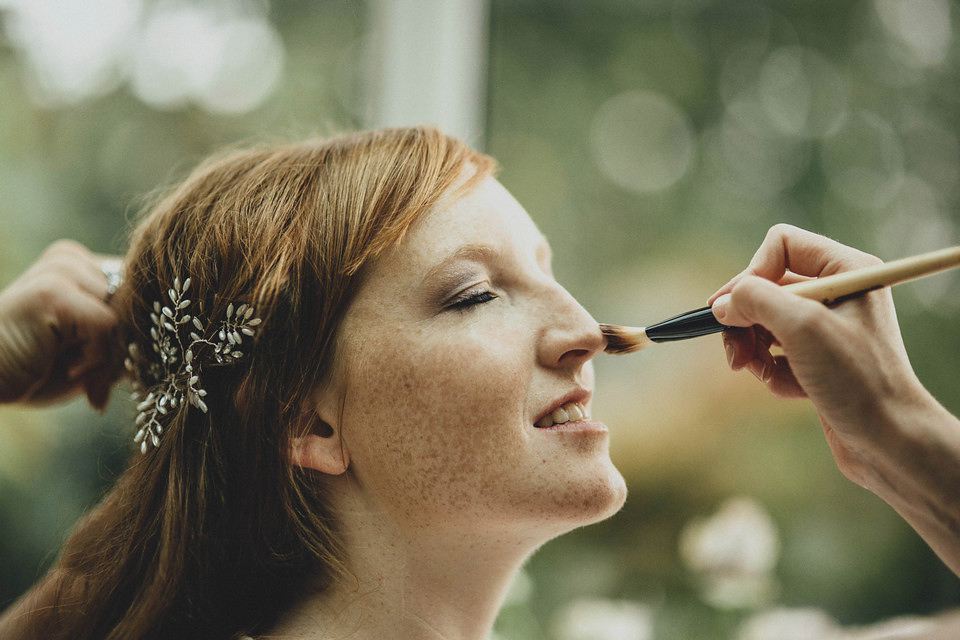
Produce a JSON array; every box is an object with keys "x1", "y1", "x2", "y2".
[{"x1": 534, "y1": 401, "x2": 589, "y2": 428}]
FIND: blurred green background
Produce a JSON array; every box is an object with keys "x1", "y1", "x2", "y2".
[{"x1": 1, "y1": 1, "x2": 959, "y2": 638}]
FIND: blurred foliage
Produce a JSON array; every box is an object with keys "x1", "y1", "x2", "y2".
[
  {"x1": 486, "y1": 0, "x2": 960, "y2": 637},
  {"x1": 2, "y1": 0, "x2": 959, "y2": 638}
]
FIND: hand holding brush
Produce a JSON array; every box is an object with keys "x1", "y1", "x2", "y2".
[
  {"x1": 600, "y1": 240, "x2": 960, "y2": 355},
  {"x1": 609, "y1": 224, "x2": 960, "y2": 577}
]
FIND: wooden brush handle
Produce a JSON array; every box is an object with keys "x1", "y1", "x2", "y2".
[
  {"x1": 783, "y1": 246, "x2": 960, "y2": 304},
  {"x1": 645, "y1": 245, "x2": 960, "y2": 344},
  {"x1": 602, "y1": 245, "x2": 960, "y2": 353}
]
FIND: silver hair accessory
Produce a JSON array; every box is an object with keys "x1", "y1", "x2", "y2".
[
  {"x1": 101, "y1": 259, "x2": 124, "y2": 299},
  {"x1": 125, "y1": 277, "x2": 262, "y2": 454}
]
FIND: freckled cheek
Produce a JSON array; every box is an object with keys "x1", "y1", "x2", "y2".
[{"x1": 341, "y1": 333, "x2": 529, "y2": 506}]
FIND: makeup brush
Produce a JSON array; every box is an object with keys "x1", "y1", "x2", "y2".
[{"x1": 601, "y1": 245, "x2": 960, "y2": 355}]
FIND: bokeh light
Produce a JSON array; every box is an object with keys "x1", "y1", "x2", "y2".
[
  {"x1": 874, "y1": 0, "x2": 952, "y2": 69},
  {"x1": 821, "y1": 111, "x2": 905, "y2": 209},
  {"x1": 590, "y1": 90, "x2": 696, "y2": 194},
  {"x1": 1, "y1": 0, "x2": 283, "y2": 113},
  {"x1": 130, "y1": 4, "x2": 283, "y2": 113},
  {"x1": 1, "y1": 0, "x2": 139, "y2": 105},
  {"x1": 757, "y1": 46, "x2": 848, "y2": 138}
]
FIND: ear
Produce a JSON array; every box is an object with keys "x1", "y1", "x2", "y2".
[{"x1": 289, "y1": 395, "x2": 349, "y2": 476}]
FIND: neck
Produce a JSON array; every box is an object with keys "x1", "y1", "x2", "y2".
[{"x1": 270, "y1": 478, "x2": 544, "y2": 640}]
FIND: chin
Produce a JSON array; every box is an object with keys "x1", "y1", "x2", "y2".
[
  {"x1": 582, "y1": 464, "x2": 629, "y2": 523},
  {"x1": 544, "y1": 461, "x2": 628, "y2": 533}
]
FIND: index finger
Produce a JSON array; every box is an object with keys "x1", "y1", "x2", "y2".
[
  {"x1": 708, "y1": 224, "x2": 880, "y2": 304},
  {"x1": 34, "y1": 241, "x2": 123, "y2": 302}
]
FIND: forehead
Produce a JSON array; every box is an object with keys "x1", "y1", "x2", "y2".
[{"x1": 373, "y1": 176, "x2": 545, "y2": 282}]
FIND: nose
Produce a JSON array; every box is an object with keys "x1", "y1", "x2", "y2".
[{"x1": 537, "y1": 284, "x2": 605, "y2": 370}]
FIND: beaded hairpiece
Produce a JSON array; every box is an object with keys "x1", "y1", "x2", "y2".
[{"x1": 125, "y1": 277, "x2": 262, "y2": 454}]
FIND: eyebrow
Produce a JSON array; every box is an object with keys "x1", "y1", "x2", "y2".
[
  {"x1": 418, "y1": 234, "x2": 554, "y2": 301},
  {"x1": 419, "y1": 244, "x2": 500, "y2": 290}
]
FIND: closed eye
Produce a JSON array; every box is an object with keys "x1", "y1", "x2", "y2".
[{"x1": 447, "y1": 290, "x2": 498, "y2": 311}]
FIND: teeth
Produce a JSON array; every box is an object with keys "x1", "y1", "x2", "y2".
[
  {"x1": 567, "y1": 403, "x2": 585, "y2": 421},
  {"x1": 535, "y1": 401, "x2": 589, "y2": 427}
]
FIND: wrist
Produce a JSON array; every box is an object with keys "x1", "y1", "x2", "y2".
[
  {"x1": 0, "y1": 310, "x2": 48, "y2": 404},
  {"x1": 863, "y1": 382, "x2": 960, "y2": 518},
  {"x1": 858, "y1": 387, "x2": 960, "y2": 575},
  {"x1": 0, "y1": 319, "x2": 24, "y2": 403}
]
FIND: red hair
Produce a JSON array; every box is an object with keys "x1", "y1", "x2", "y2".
[{"x1": 16, "y1": 127, "x2": 495, "y2": 640}]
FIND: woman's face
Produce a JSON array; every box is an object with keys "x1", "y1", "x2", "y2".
[{"x1": 330, "y1": 175, "x2": 626, "y2": 543}]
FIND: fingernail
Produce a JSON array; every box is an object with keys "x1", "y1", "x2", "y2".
[
  {"x1": 760, "y1": 360, "x2": 773, "y2": 383},
  {"x1": 712, "y1": 294, "x2": 730, "y2": 323},
  {"x1": 86, "y1": 381, "x2": 111, "y2": 414},
  {"x1": 725, "y1": 341, "x2": 735, "y2": 368}
]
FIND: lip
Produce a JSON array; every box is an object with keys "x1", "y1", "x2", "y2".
[
  {"x1": 533, "y1": 388, "x2": 593, "y2": 428},
  {"x1": 534, "y1": 419, "x2": 609, "y2": 435}
]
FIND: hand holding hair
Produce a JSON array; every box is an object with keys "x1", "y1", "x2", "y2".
[
  {"x1": 0, "y1": 240, "x2": 124, "y2": 410},
  {"x1": 709, "y1": 224, "x2": 960, "y2": 576}
]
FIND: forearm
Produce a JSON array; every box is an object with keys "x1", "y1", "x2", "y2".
[
  {"x1": 864, "y1": 389, "x2": 960, "y2": 576},
  {"x1": 0, "y1": 314, "x2": 45, "y2": 403}
]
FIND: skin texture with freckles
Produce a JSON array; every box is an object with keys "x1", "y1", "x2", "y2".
[
  {"x1": 334, "y1": 176, "x2": 625, "y2": 540},
  {"x1": 276, "y1": 175, "x2": 626, "y2": 639}
]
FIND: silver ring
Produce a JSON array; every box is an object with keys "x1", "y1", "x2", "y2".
[{"x1": 101, "y1": 259, "x2": 124, "y2": 299}]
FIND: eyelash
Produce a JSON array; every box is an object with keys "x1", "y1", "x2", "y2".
[{"x1": 447, "y1": 290, "x2": 498, "y2": 311}]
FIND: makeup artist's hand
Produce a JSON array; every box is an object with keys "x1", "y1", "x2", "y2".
[
  {"x1": 707, "y1": 224, "x2": 922, "y2": 448},
  {"x1": 0, "y1": 240, "x2": 124, "y2": 410},
  {"x1": 708, "y1": 223, "x2": 960, "y2": 576}
]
